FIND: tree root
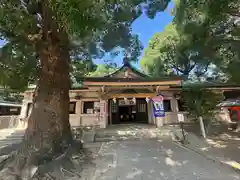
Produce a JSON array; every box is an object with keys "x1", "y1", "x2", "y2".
[{"x1": 0, "y1": 141, "x2": 95, "y2": 180}]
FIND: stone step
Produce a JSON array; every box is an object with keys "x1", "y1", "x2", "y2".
[
  {"x1": 94, "y1": 130, "x2": 174, "y2": 142},
  {"x1": 95, "y1": 133, "x2": 130, "y2": 138},
  {"x1": 0, "y1": 139, "x2": 22, "y2": 143},
  {"x1": 95, "y1": 131, "x2": 142, "y2": 138},
  {"x1": 0, "y1": 130, "x2": 24, "y2": 136},
  {"x1": 0, "y1": 137, "x2": 23, "y2": 142},
  {"x1": 95, "y1": 131, "x2": 173, "y2": 138},
  {"x1": 94, "y1": 136, "x2": 142, "y2": 142},
  {"x1": 11, "y1": 131, "x2": 25, "y2": 135},
  {"x1": 0, "y1": 140, "x2": 22, "y2": 147}
]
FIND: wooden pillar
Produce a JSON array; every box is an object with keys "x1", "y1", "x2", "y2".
[
  {"x1": 171, "y1": 97, "x2": 178, "y2": 112},
  {"x1": 147, "y1": 102, "x2": 152, "y2": 124},
  {"x1": 99, "y1": 99, "x2": 107, "y2": 128},
  {"x1": 147, "y1": 101, "x2": 155, "y2": 125}
]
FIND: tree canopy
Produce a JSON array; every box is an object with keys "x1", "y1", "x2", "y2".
[
  {"x1": 174, "y1": 0, "x2": 240, "y2": 82},
  {"x1": 141, "y1": 23, "x2": 204, "y2": 77},
  {"x1": 0, "y1": 0, "x2": 170, "y2": 90},
  {"x1": 141, "y1": 22, "x2": 214, "y2": 79},
  {"x1": 141, "y1": 0, "x2": 239, "y2": 83}
]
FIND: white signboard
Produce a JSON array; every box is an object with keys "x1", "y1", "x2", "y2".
[
  {"x1": 94, "y1": 102, "x2": 100, "y2": 108},
  {"x1": 87, "y1": 109, "x2": 93, "y2": 114},
  {"x1": 118, "y1": 99, "x2": 136, "y2": 106},
  {"x1": 178, "y1": 113, "x2": 184, "y2": 122}
]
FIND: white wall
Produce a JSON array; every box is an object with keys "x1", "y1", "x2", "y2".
[
  {"x1": 21, "y1": 90, "x2": 207, "y2": 128},
  {"x1": 20, "y1": 91, "x2": 107, "y2": 128}
]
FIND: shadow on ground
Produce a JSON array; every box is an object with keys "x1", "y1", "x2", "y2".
[
  {"x1": 0, "y1": 129, "x2": 99, "y2": 180},
  {"x1": 183, "y1": 122, "x2": 240, "y2": 165}
]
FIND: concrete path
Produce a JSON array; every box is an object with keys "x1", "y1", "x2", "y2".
[{"x1": 92, "y1": 139, "x2": 240, "y2": 180}]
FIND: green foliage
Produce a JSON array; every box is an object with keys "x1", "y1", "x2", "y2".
[
  {"x1": 71, "y1": 59, "x2": 96, "y2": 81},
  {"x1": 88, "y1": 63, "x2": 118, "y2": 77},
  {"x1": 174, "y1": 0, "x2": 240, "y2": 83},
  {"x1": 181, "y1": 84, "x2": 224, "y2": 119},
  {"x1": 0, "y1": 0, "x2": 171, "y2": 90},
  {"x1": 0, "y1": 87, "x2": 23, "y2": 102},
  {"x1": 141, "y1": 23, "x2": 211, "y2": 78},
  {"x1": 0, "y1": 42, "x2": 37, "y2": 90},
  {"x1": 142, "y1": 0, "x2": 239, "y2": 82}
]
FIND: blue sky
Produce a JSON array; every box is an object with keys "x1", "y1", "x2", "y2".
[
  {"x1": 0, "y1": 1, "x2": 174, "y2": 68},
  {"x1": 94, "y1": 1, "x2": 174, "y2": 68}
]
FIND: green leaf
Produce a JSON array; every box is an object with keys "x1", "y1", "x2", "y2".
[{"x1": 0, "y1": 0, "x2": 171, "y2": 89}]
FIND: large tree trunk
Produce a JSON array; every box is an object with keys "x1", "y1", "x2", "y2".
[
  {"x1": 25, "y1": 41, "x2": 72, "y2": 152},
  {"x1": 0, "y1": 2, "x2": 75, "y2": 179},
  {"x1": 24, "y1": 0, "x2": 73, "y2": 154}
]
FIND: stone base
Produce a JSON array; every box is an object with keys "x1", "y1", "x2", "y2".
[
  {"x1": 82, "y1": 131, "x2": 96, "y2": 143},
  {"x1": 156, "y1": 117, "x2": 164, "y2": 127}
]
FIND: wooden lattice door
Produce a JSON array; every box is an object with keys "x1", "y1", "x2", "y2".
[{"x1": 136, "y1": 98, "x2": 148, "y2": 123}]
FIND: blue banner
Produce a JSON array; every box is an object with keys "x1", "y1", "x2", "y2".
[{"x1": 153, "y1": 100, "x2": 165, "y2": 117}]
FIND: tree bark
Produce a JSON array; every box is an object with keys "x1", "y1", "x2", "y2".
[
  {"x1": 2, "y1": 23, "x2": 73, "y2": 180},
  {"x1": 24, "y1": 42, "x2": 72, "y2": 152},
  {"x1": 0, "y1": 2, "x2": 75, "y2": 179},
  {"x1": 23, "y1": 0, "x2": 73, "y2": 153}
]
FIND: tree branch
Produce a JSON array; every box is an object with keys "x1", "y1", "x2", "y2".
[{"x1": 195, "y1": 62, "x2": 210, "y2": 77}]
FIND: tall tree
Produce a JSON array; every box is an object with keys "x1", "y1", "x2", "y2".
[
  {"x1": 141, "y1": 23, "x2": 211, "y2": 78},
  {"x1": 0, "y1": 0, "x2": 171, "y2": 178},
  {"x1": 181, "y1": 84, "x2": 224, "y2": 138},
  {"x1": 174, "y1": 0, "x2": 240, "y2": 83}
]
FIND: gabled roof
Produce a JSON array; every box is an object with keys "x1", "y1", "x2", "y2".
[
  {"x1": 104, "y1": 60, "x2": 149, "y2": 79},
  {"x1": 82, "y1": 59, "x2": 183, "y2": 84},
  {"x1": 82, "y1": 76, "x2": 183, "y2": 82}
]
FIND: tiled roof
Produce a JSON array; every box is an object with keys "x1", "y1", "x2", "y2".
[
  {"x1": 104, "y1": 61, "x2": 149, "y2": 78},
  {"x1": 82, "y1": 76, "x2": 183, "y2": 82}
]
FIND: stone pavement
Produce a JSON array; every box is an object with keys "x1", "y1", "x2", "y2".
[
  {"x1": 91, "y1": 139, "x2": 240, "y2": 180},
  {"x1": 0, "y1": 125, "x2": 239, "y2": 179},
  {"x1": 176, "y1": 123, "x2": 240, "y2": 171}
]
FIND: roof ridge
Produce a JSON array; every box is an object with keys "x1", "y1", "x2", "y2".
[{"x1": 104, "y1": 61, "x2": 149, "y2": 78}]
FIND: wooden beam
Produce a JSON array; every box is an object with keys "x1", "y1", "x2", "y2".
[
  {"x1": 158, "y1": 85, "x2": 170, "y2": 90},
  {"x1": 104, "y1": 86, "x2": 158, "y2": 90},
  {"x1": 111, "y1": 93, "x2": 156, "y2": 98},
  {"x1": 83, "y1": 80, "x2": 182, "y2": 86}
]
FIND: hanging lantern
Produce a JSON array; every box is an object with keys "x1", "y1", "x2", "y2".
[
  {"x1": 145, "y1": 97, "x2": 150, "y2": 103},
  {"x1": 75, "y1": 94, "x2": 81, "y2": 100},
  {"x1": 113, "y1": 97, "x2": 116, "y2": 103},
  {"x1": 124, "y1": 97, "x2": 127, "y2": 102},
  {"x1": 132, "y1": 97, "x2": 136, "y2": 104}
]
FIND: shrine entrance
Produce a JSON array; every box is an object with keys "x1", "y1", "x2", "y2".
[
  {"x1": 118, "y1": 99, "x2": 136, "y2": 123},
  {"x1": 109, "y1": 98, "x2": 148, "y2": 125}
]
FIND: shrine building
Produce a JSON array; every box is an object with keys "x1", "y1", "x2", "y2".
[{"x1": 20, "y1": 60, "x2": 240, "y2": 128}]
